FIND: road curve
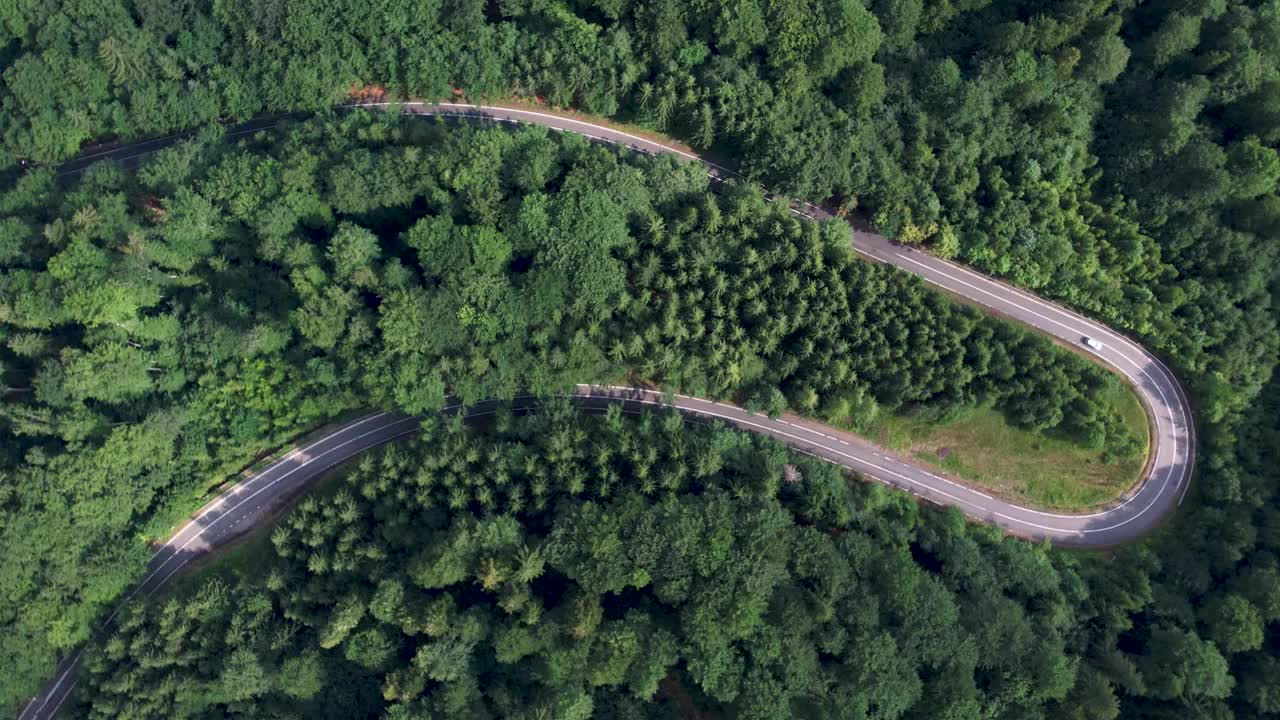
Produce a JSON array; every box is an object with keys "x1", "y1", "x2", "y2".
[
  {"x1": 371, "y1": 104, "x2": 1194, "y2": 549},
  {"x1": 23, "y1": 102, "x2": 1195, "y2": 719}
]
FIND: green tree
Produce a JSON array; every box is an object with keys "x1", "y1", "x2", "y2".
[
  {"x1": 1199, "y1": 593, "x2": 1264, "y2": 654},
  {"x1": 1137, "y1": 626, "x2": 1235, "y2": 703}
]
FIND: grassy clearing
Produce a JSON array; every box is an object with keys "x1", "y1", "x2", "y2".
[{"x1": 865, "y1": 382, "x2": 1149, "y2": 510}]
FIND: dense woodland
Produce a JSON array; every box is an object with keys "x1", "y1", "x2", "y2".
[
  {"x1": 0, "y1": 116, "x2": 1138, "y2": 715},
  {"x1": 0, "y1": 0, "x2": 1277, "y2": 718}
]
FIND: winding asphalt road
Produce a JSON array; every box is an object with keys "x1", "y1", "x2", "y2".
[{"x1": 22, "y1": 103, "x2": 1195, "y2": 719}]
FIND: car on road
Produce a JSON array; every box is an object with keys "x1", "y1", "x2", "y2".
[{"x1": 1082, "y1": 336, "x2": 1104, "y2": 351}]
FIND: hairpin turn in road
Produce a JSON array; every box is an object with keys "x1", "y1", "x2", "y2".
[{"x1": 22, "y1": 103, "x2": 1194, "y2": 720}]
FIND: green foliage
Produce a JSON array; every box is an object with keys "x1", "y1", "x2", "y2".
[
  {"x1": 1138, "y1": 626, "x2": 1235, "y2": 703},
  {"x1": 0, "y1": 0, "x2": 1278, "y2": 709},
  {"x1": 0, "y1": 114, "x2": 1171, "y2": 715},
  {"x1": 1199, "y1": 593, "x2": 1264, "y2": 655}
]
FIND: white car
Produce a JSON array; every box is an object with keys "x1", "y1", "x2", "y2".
[{"x1": 1082, "y1": 336, "x2": 1104, "y2": 351}]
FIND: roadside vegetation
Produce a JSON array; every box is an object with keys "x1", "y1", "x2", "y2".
[{"x1": 1, "y1": 1, "x2": 1278, "y2": 718}]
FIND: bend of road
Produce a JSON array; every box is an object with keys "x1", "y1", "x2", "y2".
[{"x1": 22, "y1": 102, "x2": 1195, "y2": 720}]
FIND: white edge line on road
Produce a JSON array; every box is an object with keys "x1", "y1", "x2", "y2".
[
  {"x1": 28, "y1": 414, "x2": 417, "y2": 720},
  {"x1": 139, "y1": 416, "x2": 423, "y2": 596},
  {"x1": 890, "y1": 252, "x2": 1188, "y2": 518},
  {"x1": 891, "y1": 247, "x2": 1195, "y2": 502},
  {"x1": 19, "y1": 651, "x2": 80, "y2": 720},
  {"x1": 106, "y1": 411, "x2": 393, "y2": 622}
]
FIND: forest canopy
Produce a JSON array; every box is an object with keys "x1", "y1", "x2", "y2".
[{"x1": 1, "y1": 0, "x2": 1279, "y2": 719}]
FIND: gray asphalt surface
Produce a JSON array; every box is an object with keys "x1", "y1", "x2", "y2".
[{"x1": 22, "y1": 102, "x2": 1195, "y2": 719}]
